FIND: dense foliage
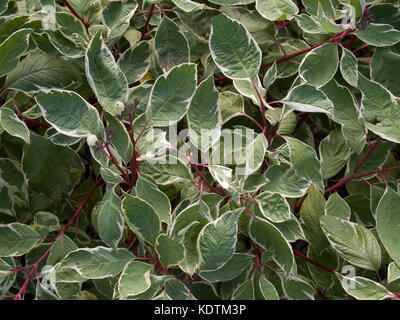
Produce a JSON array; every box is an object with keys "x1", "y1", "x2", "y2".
[{"x1": 1, "y1": 0, "x2": 400, "y2": 300}]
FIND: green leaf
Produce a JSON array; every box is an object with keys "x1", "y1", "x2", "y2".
[
  {"x1": 284, "y1": 136, "x2": 322, "y2": 187},
  {"x1": 233, "y1": 76, "x2": 266, "y2": 107},
  {"x1": 320, "y1": 79, "x2": 365, "y2": 153},
  {"x1": 198, "y1": 209, "x2": 243, "y2": 271},
  {"x1": 209, "y1": 14, "x2": 261, "y2": 80},
  {"x1": 0, "y1": 257, "x2": 16, "y2": 295},
  {"x1": 355, "y1": 23, "x2": 400, "y2": 47},
  {"x1": 179, "y1": 222, "x2": 202, "y2": 276},
  {"x1": 263, "y1": 62, "x2": 278, "y2": 89},
  {"x1": 154, "y1": 17, "x2": 190, "y2": 72},
  {"x1": 57, "y1": 247, "x2": 134, "y2": 279},
  {"x1": 22, "y1": 134, "x2": 84, "y2": 202},
  {"x1": 219, "y1": 91, "x2": 244, "y2": 123},
  {"x1": 0, "y1": 1, "x2": 9, "y2": 15},
  {"x1": 98, "y1": 188, "x2": 124, "y2": 248},
  {"x1": 319, "y1": 129, "x2": 351, "y2": 179},
  {"x1": 199, "y1": 254, "x2": 253, "y2": 283},
  {"x1": 376, "y1": 188, "x2": 400, "y2": 268},
  {"x1": 170, "y1": 201, "x2": 212, "y2": 238},
  {"x1": 388, "y1": 262, "x2": 400, "y2": 283},
  {"x1": 259, "y1": 275, "x2": 279, "y2": 300},
  {"x1": 249, "y1": 217, "x2": 294, "y2": 275},
  {"x1": 358, "y1": 74, "x2": 400, "y2": 143},
  {"x1": 339, "y1": 47, "x2": 358, "y2": 87},
  {"x1": 134, "y1": 177, "x2": 171, "y2": 225},
  {"x1": 262, "y1": 163, "x2": 310, "y2": 198},
  {"x1": 346, "y1": 140, "x2": 392, "y2": 177},
  {"x1": 337, "y1": 275, "x2": 393, "y2": 300},
  {"x1": 325, "y1": 192, "x2": 351, "y2": 220},
  {"x1": 349, "y1": 0, "x2": 363, "y2": 19},
  {"x1": 121, "y1": 195, "x2": 161, "y2": 245},
  {"x1": 145, "y1": 63, "x2": 197, "y2": 126},
  {"x1": 118, "y1": 261, "x2": 153, "y2": 298},
  {"x1": 282, "y1": 277, "x2": 314, "y2": 300},
  {"x1": 231, "y1": 278, "x2": 254, "y2": 300},
  {"x1": 256, "y1": 192, "x2": 290, "y2": 223},
  {"x1": 0, "y1": 29, "x2": 30, "y2": 77},
  {"x1": 47, "y1": 235, "x2": 78, "y2": 266},
  {"x1": 56, "y1": 12, "x2": 87, "y2": 41},
  {"x1": 118, "y1": 41, "x2": 151, "y2": 85},
  {"x1": 316, "y1": 4, "x2": 345, "y2": 34},
  {"x1": 171, "y1": 0, "x2": 204, "y2": 12},
  {"x1": 5, "y1": 52, "x2": 81, "y2": 93},
  {"x1": 300, "y1": 184, "x2": 329, "y2": 253},
  {"x1": 188, "y1": 76, "x2": 221, "y2": 151},
  {"x1": 104, "y1": 111, "x2": 133, "y2": 164},
  {"x1": 235, "y1": 133, "x2": 268, "y2": 176},
  {"x1": 102, "y1": 0, "x2": 138, "y2": 39},
  {"x1": 272, "y1": 214, "x2": 305, "y2": 243},
  {"x1": 0, "y1": 108, "x2": 30, "y2": 144},
  {"x1": 139, "y1": 156, "x2": 192, "y2": 184},
  {"x1": 85, "y1": 32, "x2": 128, "y2": 115},
  {"x1": 299, "y1": 42, "x2": 338, "y2": 87},
  {"x1": 34, "y1": 211, "x2": 60, "y2": 231},
  {"x1": 283, "y1": 84, "x2": 334, "y2": 115},
  {"x1": 320, "y1": 215, "x2": 381, "y2": 270},
  {"x1": 36, "y1": 90, "x2": 104, "y2": 138},
  {"x1": 256, "y1": 0, "x2": 298, "y2": 21},
  {"x1": 302, "y1": 0, "x2": 335, "y2": 19},
  {"x1": 295, "y1": 14, "x2": 325, "y2": 34},
  {"x1": 371, "y1": 47, "x2": 400, "y2": 97},
  {"x1": 155, "y1": 234, "x2": 185, "y2": 268},
  {"x1": 207, "y1": 0, "x2": 255, "y2": 5},
  {"x1": 100, "y1": 167, "x2": 122, "y2": 184},
  {"x1": 45, "y1": 30, "x2": 85, "y2": 58},
  {"x1": 0, "y1": 223, "x2": 41, "y2": 257}
]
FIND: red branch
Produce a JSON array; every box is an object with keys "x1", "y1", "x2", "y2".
[
  {"x1": 293, "y1": 250, "x2": 338, "y2": 275},
  {"x1": 135, "y1": 9, "x2": 175, "y2": 15},
  {"x1": 260, "y1": 30, "x2": 351, "y2": 69},
  {"x1": 12, "y1": 100, "x2": 50, "y2": 129},
  {"x1": 324, "y1": 138, "x2": 395, "y2": 194},
  {"x1": 63, "y1": 0, "x2": 89, "y2": 31},
  {"x1": 14, "y1": 178, "x2": 103, "y2": 300},
  {"x1": 140, "y1": 4, "x2": 155, "y2": 41}
]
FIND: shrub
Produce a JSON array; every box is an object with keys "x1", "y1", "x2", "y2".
[{"x1": 0, "y1": 0, "x2": 400, "y2": 300}]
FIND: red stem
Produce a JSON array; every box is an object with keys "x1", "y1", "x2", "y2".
[
  {"x1": 135, "y1": 9, "x2": 175, "y2": 15},
  {"x1": 14, "y1": 177, "x2": 103, "y2": 300},
  {"x1": 293, "y1": 250, "x2": 338, "y2": 275},
  {"x1": 325, "y1": 138, "x2": 384, "y2": 193},
  {"x1": 140, "y1": 4, "x2": 155, "y2": 41},
  {"x1": 12, "y1": 100, "x2": 50, "y2": 129},
  {"x1": 354, "y1": 138, "x2": 381, "y2": 174},
  {"x1": 128, "y1": 113, "x2": 139, "y2": 186},
  {"x1": 63, "y1": 0, "x2": 89, "y2": 31},
  {"x1": 248, "y1": 77, "x2": 268, "y2": 132},
  {"x1": 101, "y1": 143, "x2": 132, "y2": 185},
  {"x1": 260, "y1": 31, "x2": 350, "y2": 69}
]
